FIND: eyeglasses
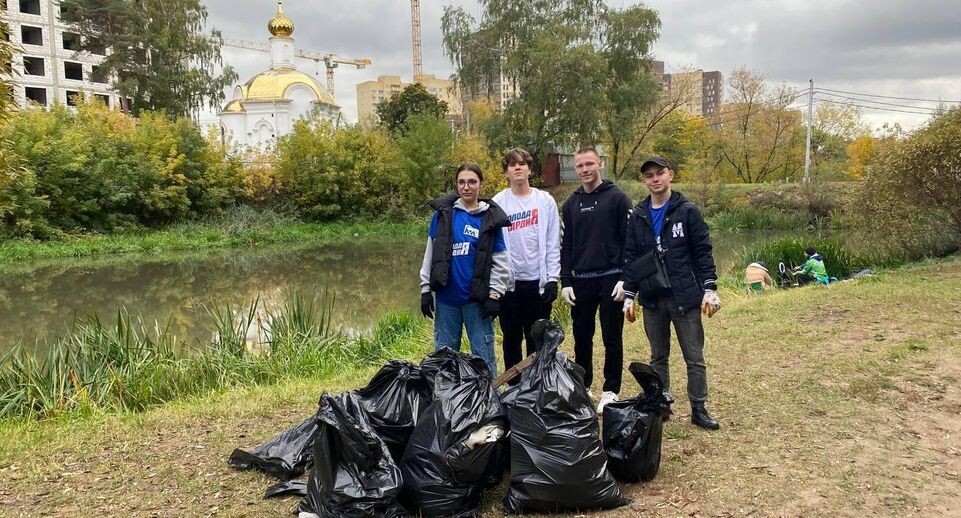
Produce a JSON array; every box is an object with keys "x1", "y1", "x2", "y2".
[{"x1": 457, "y1": 178, "x2": 480, "y2": 186}]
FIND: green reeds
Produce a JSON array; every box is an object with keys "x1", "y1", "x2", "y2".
[
  {"x1": 708, "y1": 208, "x2": 812, "y2": 233},
  {"x1": 0, "y1": 294, "x2": 431, "y2": 420},
  {"x1": 737, "y1": 237, "x2": 866, "y2": 279}
]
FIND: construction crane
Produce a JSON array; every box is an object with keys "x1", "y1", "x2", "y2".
[
  {"x1": 410, "y1": 0, "x2": 422, "y2": 81},
  {"x1": 219, "y1": 37, "x2": 371, "y2": 100}
]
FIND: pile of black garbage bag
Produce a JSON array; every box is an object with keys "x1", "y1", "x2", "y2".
[{"x1": 228, "y1": 320, "x2": 670, "y2": 516}]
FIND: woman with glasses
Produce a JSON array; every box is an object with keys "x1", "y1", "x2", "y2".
[{"x1": 418, "y1": 163, "x2": 513, "y2": 376}]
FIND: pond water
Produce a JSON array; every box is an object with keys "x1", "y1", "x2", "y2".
[{"x1": 0, "y1": 230, "x2": 791, "y2": 353}]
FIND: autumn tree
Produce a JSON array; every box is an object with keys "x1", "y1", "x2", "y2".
[
  {"x1": 715, "y1": 68, "x2": 805, "y2": 183},
  {"x1": 442, "y1": 1, "x2": 662, "y2": 173},
  {"x1": 59, "y1": 0, "x2": 236, "y2": 117},
  {"x1": 846, "y1": 135, "x2": 879, "y2": 179},
  {"x1": 607, "y1": 68, "x2": 701, "y2": 179},
  {"x1": 853, "y1": 108, "x2": 961, "y2": 254},
  {"x1": 375, "y1": 83, "x2": 448, "y2": 134},
  {"x1": 810, "y1": 103, "x2": 868, "y2": 179},
  {"x1": 0, "y1": 19, "x2": 16, "y2": 119}
]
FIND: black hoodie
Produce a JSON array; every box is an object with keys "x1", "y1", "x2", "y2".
[{"x1": 560, "y1": 180, "x2": 633, "y2": 284}]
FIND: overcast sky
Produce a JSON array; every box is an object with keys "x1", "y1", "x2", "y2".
[{"x1": 201, "y1": 0, "x2": 961, "y2": 131}]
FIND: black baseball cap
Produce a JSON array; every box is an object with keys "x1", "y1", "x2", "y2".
[{"x1": 641, "y1": 156, "x2": 672, "y2": 173}]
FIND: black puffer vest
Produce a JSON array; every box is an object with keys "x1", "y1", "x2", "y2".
[{"x1": 428, "y1": 194, "x2": 511, "y2": 302}]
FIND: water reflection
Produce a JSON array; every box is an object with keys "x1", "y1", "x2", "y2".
[
  {"x1": 0, "y1": 230, "x2": 786, "y2": 354},
  {"x1": 0, "y1": 241, "x2": 425, "y2": 352}
]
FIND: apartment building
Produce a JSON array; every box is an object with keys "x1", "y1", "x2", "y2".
[
  {"x1": 4, "y1": 0, "x2": 120, "y2": 108},
  {"x1": 356, "y1": 74, "x2": 463, "y2": 126}
]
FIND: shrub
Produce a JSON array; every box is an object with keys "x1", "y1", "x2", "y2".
[
  {"x1": 1, "y1": 100, "x2": 244, "y2": 233},
  {"x1": 852, "y1": 108, "x2": 961, "y2": 256},
  {"x1": 274, "y1": 119, "x2": 401, "y2": 221},
  {"x1": 0, "y1": 142, "x2": 51, "y2": 238}
]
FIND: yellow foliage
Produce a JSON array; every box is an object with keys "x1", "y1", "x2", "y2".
[
  {"x1": 465, "y1": 99, "x2": 496, "y2": 130},
  {"x1": 846, "y1": 135, "x2": 878, "y2": 179},
  {"x1": 239, "y1": 151, "x2": 279, "y2": 203},
  {"x1": 450, "y1": 132, "x2": 508, "y2": 195}
]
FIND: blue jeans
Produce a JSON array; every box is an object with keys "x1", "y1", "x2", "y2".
[{"x1": 434, "y1": 301, "x2": 497, "y2": 377}]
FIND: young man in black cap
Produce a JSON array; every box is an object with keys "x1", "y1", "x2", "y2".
[
  {"x1": 621, "y1": 156, "x2": 721, "y2": 430},
  {"x1": 560, "y1": 147, "x2": 633, "y2": 414}
]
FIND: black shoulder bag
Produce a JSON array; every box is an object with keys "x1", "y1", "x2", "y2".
[{"x1": 628, "y1": 249, "x2": 672, "y2": 299}]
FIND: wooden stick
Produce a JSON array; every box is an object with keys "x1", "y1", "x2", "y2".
[{"x1": 491, "y1": 352, "x2": 537, "y2": 389}]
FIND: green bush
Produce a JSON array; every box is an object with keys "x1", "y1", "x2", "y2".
[
  {"x1": 0, "y1": 142, "x2": 52, "y2": 238},
  {"x1": 0, "y1": 100, "x2": 243, "y2": 234},
  {"x1": 273, "y1": 119, "x2": 401, "y2": 221}
]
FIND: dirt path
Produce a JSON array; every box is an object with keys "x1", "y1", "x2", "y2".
[{"x1": 1, "y1": 259, "x2": 960, "y2": 517}]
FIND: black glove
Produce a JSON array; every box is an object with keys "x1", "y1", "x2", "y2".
[
  {"x1": 541, "y1": 281, "x2": 558, "y2": 304},
  {"x1": 483, "y1": 297, "x2": 500, "y2": 319},
  {"x1": 420, "y1": 292, "x2": 434, "y2": 319}
]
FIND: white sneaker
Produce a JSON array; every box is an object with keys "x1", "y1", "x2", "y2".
[{"x1": 596, "y1": 391, "x2": 618, "y2": 414}]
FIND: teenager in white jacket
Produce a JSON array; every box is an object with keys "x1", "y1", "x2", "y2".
[{"x1": 492, "y1": 147, "x2": 561, "y2": 381}]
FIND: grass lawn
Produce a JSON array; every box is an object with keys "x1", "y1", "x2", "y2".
[{"x1": 1, "y1": 256, "x2": 959, "y2": 516}]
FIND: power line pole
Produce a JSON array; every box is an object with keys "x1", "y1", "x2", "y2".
[{"x1": 803, "y1": 78, "x2": 813, "y2": 183}]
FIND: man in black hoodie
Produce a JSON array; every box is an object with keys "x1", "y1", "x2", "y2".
[
  {"x1": 560, "y1": 147, "x2": 633, "y2": 414},
  {"x1": 621, "y1": 156, "x2": 721, "y2": 430}
]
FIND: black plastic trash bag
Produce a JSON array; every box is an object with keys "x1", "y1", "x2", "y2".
[
  {"x1": 355, "y1": 360, "x2": 432, "y2": 463},
  {"x1": 264, "y1": 479, "x2": 307, "y2": 498},
  {"x1": 503, "y1": 320, "x2": 627, "y2": 514},
  {"x1": 399, "y1": 347, "x2": 508, "y2": 517},
  {"x1": 419, "y1": 347, "x2": 492, "y2": 393},
  {"x1": 298, "y1": 392, "x2": 406, "y2": 517},
  {"x1": 603, "y1": 362, "x2": 670, "y2": 483},
  {"x1": 228, "y1": 415, "x2": 317, "y2": 481}
]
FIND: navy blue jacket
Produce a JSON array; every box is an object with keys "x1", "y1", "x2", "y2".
[{"x1": 622, "y1": 191, "x2": 717, "y2": 312}]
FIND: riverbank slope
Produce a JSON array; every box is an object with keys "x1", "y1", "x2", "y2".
[
  {"x1": 0, "y1": 213, "x2": 426, "y2": 264},
  {"x1": 1, "y1": 256, "x2": 959, "y2": 516}
]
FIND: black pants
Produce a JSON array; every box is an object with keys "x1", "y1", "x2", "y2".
[
  {"x1": 500, "y1": 280, "x2": 552, "y2": 377},
  {"x1": 642, "y1": 294, "x2": 708, "y2": 402},
  {"x1": 571, "y1": 274, "x2": 623, "y2": 394}
]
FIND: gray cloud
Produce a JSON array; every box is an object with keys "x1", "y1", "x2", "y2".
[{"x1": 202, "y1": 0, "x2": 961, "y2": 130}]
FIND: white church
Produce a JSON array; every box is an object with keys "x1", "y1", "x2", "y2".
[{"x1": 218, "y1": 3, "x2": 341, "y2": 149}]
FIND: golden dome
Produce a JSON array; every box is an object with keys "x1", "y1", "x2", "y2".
[
  {"x1": 268, "y1": 2, "x2": 294, "y2": 38},
  {"x1": 241, "y1": 67, "x2": 337, "y2": 106},
  {"x1": 222, "y1": 99, "x2": 245, "y2": 113}
]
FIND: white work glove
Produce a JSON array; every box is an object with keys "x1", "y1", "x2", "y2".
[
  {"x1": 611, "y1": 280, "x2": 626, "y2": 302},
  {"x1": 701, "y1": 289, "x2": 721, "y2": 318},
  {"x1": 463, "y1": 424, "x2": 506, "y2": 450},
  {"x1": 622, "y1": 297, "x2": 636, "y2": 323},
  {"x1": 561, "y1": 287, "x2": 576, "y2": 306}
]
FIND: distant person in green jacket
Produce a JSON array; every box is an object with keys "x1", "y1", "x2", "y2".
[{"x1": 793, "y1": 247, "x2": 829, "y2": 285}]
